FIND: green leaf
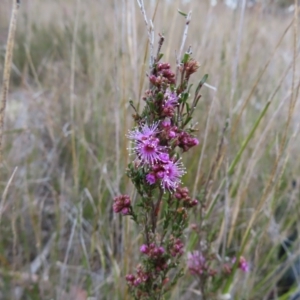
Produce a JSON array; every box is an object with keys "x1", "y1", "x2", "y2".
[
  {"x1": 187, "y1": 83, "x2": 193, "y2": 94},
  {"x1": 195, "y1": 74, "x2": 209, "y2": 95},
  {"x1": 157, "y1": 91, "x2": 164, "y2": 100},
  {"x1": 177, "y1": 9, "x2": 187, "y2": 17},
  {"x1": 129, "y1": 100, "x2": 138, "y2": 113},
  {"x1": 158, "y1": 53, "x2": 164, "y2": 61},
  {"x1": 179, "y1": 92, "x2": 189, "y2": 104},
  {"x1": 182, "y1": 52, "x2": 190, "y2": 64},
  {"x1": 186, "y1": 102, "x2": 190, "y2": 114},
  {"x1": 228, "y1": 100, "x2": 271, "y2": 176},
  {"x1": 183, "y1": 116, "x2": 192, "y2": 127}
]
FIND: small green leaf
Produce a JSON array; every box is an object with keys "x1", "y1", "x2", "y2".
[
  {"x1": 157, "y1": 91, "x2": 164, "y2": 100},
  {"x1": 182, "y1": 53, "x2": 190, "y2": 64},
  {"x1": 183, "y1": 116, "x2": 192, "y2": 127},
  {"x1": 200, "y1": 74, "x2": 209, "y2": 85},
  {"x1": 187, "y1": 83, "x2": 193, "y2": 94},
  {"x1": 179, "y1": 92, "x2": 189, "y2": 104},
  {"x1": 195, "y1": 74, "x2": 209, "y2": 95},
  {"x1": 158, "y1": 53, "x2": 164, "y2": 61},
  {"x1": 186, "y1": 102, "x2": 190, "y2": 114},
  {"x1": 177, "y1": 9, "x2": 187, "y2": 17}
]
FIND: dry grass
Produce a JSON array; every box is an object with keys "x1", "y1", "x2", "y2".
[
  {"x1": 0, "y1": 0, "x2": 299, "y2": 299},
  {"x1": 0, "y1": 0, "x2": 20, "y2": 164}
]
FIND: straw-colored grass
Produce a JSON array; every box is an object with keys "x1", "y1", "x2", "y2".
[
  {"x1": 0, "y1": 0, "x2": 299, "y2": 299},
  {"x1": 0, "y1": 0, "x2": 20, "y2": 164}
]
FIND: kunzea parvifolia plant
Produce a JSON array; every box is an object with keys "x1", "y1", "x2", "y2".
[{"x1": 112, "y1": 9, "x2": 209, "y2": 299}]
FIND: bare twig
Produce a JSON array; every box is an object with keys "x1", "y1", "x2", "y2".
[
  {"x1": 178, "y1": 11, "x2": 192, "y2": 63},
  {"x1": 155, "y1": 33, "x2": 164, "y2": 62},
  {"x1": 0, "y1": 0, "x2": 20, "y2": 164},
  {"x1": 136, "y1": 0, "x2": 155, "y2": 67},
  {"x1": 175, "y1": 11, "x2": 192, "y2": 84}
]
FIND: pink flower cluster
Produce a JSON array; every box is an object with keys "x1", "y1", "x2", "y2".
[
  {"x1": 175, "y1": 186, "x2": 198, "y2": 208},
  {"x1": 146, "y1": 154, "x2": 186, "y2": 191},
  {"x1": 176, "y1": 131, "x2": 199, "y2": 152},
  {"x1": 118, "y1": 53, "x2": 202, "y2": 297},
  {"x1": 112, "y1": 195, "x2": 131, "y2": 215},
  {"x1": 128, "y1": 122, "x2": 187, "y2": 192},
  {"x1": 126, "y1": 69, "x2": 200, "y2": 194},
  {"x1": 128, "y1": 123, "x2": 165, "y2": 166},
  {"x1": 187, "y1": 251, "x2": 207, "y2": 276},
  {"x1": 160, "y1": 119, "x2": 199, "y2": 152},
  {"x1": 162, "y1": 89, "x2": 179, "y2": 117},
  {"x1": 126, "y1": 244, "x2": 169, "y2": 288},
  {"x1": 169, "y1": 238, "x2": 184, "y2": 257},
  {"x1": 140, "y1": 243, "x2": 169, "y2": 273},
  {"x1": 140, "y1": 243, "x2": 165, "y2": 258},
  {"x1": 237, "y1": 256, "x2": 249, "y2": 273},
  {"x1": 230, "y1": 256, "x2": 249, "y2": 273},
  {"x1": 187, "y1": 252, "x2": 250, "y2": 279},
  {"x1": 149, "y1": 63, "x2": 175, "y2": 86},
  {"x1": 126, "y1": 265, "x2": 149, "y2": 287}
]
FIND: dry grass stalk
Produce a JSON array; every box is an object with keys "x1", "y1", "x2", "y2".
[
  {"x1": 0, "y1": 0, "x2": 20, "y2": 165},
  {"x1": 0, "y1": 166, "x2": 17, "y2": 224}
]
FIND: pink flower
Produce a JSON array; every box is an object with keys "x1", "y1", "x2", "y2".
[
  {"x1": 164, "y1": 89, "x2": 178, "y2": 103},
  {"x1": 176, "y1": 131, "x2": 199, "y2": 152},
  {"x1": 160, "y1": 120, "x2": 178, "y2": 141},
  {"x1": 187, "y1": 251, "x2": 206, "y2": 276},
  {"x1": 113, "y1": 195, "x2": 131, "y2": 215},
  {"x1": 162, "y1": 89, "x2": 179, "y2": 117},
  {"x1": 170, "y1": 238, "x2": 184, "y2": 257},
  {"x1": 239, "y1": 256, "x2": 249, "y2": 272},
  {"x1": 128, "y1": 123, "x2": 167, "y2": 165},
  {"x1": 140, "y1": 244, "x2": 149, "y2": 254},
  {"x1": 145, "y1": 244, "x2": 165, "y2": 259},
  {"x1": 161, "y1": 119, "x2": 171, "y2": 128},
  {"x1": 160, "y1": 159, "x2": 186, "y2": 191},
  {"x1": 127, "y1": 122, "x2": 159, "y2": 142},
  {"x1": 175, "y1": 186, "x2": 198, "y2": 208},
  {"x1": 126, "y1": 265, "x2": 150, "y2": 286},
  {"x1": 158, "y1": 153, "x2": 170, "y2": 163},
  {"x1": 157, "y1": 62, "x2": 171, "y2": 70},
  {"x1": 147, "y1": 154, "x2": 186, "y2": 192},
  {"x1": 146, "y1": 173, "x2": 156, "y2": 185},
  {"x1": 134, "y1": 136, "x2": 165, "y2": 165},
  {"x1": 125, "y1": 274, "x2": 135, "y2": 283},
  {"x1": 232, "y1": 256, "x2": 249, "y2": 273},
  {"x1": 168, "y1": 130, "x2": 176, "y2": 138}
]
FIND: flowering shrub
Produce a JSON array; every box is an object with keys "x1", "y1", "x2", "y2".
[
  {"x1": 112, "y1": 29, "x2": 208, "y2": 298},
  {"x1": 113, "y1": 8, "x2": 249, "y2": 300}
]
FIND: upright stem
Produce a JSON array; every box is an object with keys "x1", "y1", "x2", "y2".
[{"x1": 152, "y1": 188, "x2": 163, "y2": 233}]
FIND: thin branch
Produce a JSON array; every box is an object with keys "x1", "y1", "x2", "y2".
[
  {"x1": 152, "y1": 188, "x2": 164, "y2": 233},
  {"x1": 175, "y1": 11, "x2": 192, "y2": 84},
  {"x1": 136, "y1": 0, "x2": 154, "y2": 67},
  {"x1": 178, "y1": 11, "x2": 192, "y2": 62},
  {"x1": 155, "y1": 33, "x2": 164, "y2": 63}
]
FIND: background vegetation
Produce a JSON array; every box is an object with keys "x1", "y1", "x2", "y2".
[{"x1": 0, "y1": 0, "x2": 299, "y2": 299}]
